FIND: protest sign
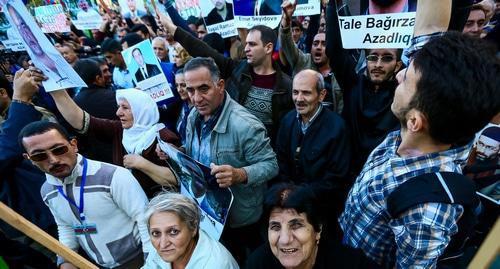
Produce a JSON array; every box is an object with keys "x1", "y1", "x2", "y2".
[
  {"x1": 157, "y1": 139, "x2": 233, "y2": 240},
  {"x1": 292, "y1": 0, "x2": 320, "y2": 17},
  {"x1": 233, "y1": 0, "x2": 280, "y2": 29},
  {"x1": 200, "y1": 0, "x2": 237, "y2": 38},
  {"x1": 337, "y1": 0, "x2": 417, "y2": 48},
  {"x1": 174, "y1": 0, "x2": 201, "y2": 20},
  {"x1": 0, "y1": 11, "x2": 25, "y2": 51},
  {"x1": 68, "y1": 0, "x2": 103, "y2": 30},
  {"x1": 34, "y1": 4, "x2": 71, "y2": 33},
  {"x1": 118, "y1": 0, "x2": 147, "y2": 19},
  {"x1": 2, "y1": 0, "x2": 87, "y2": 91},
  {"x1": 122, "y1": 39, "x2": 174, "y2": 103}
]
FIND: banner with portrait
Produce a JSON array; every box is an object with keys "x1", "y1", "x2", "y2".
[
  {"x1": 118, "y1": 0, "x2": 147, "y2": 20},
  {"x1": 464, "y1": 123, "x2": 500, "y2": 205},
  {"x1": 122, "y1": 39, "x2": 174, "y2": 103},
  {"x1": 337, "y1": 0, "x2": 417, "y2": 48},
  {"x1": 0, "y1": 10, "x2": 25, "y2": 51},
  {"x1": 200, "y1": 0, "x2": 237, "y2": 38},
  {"x1": 1, "y1": 0, "x2": 87, "y2": 91},
  {"x1": 66, "y1": 0, "x2": 103, "y2": 30},
  {"x1": 174, "y1": 0, "x2": 201, "y2": 20},
  {"x1": 34, "y1": 4, "x2": 71, "y2": 33},
  {"x1": 157, "y1": 139, "x2": 234, "y2": 241},
  {"x1": 233, "y1": 0, "x2": 281, "y2": 29}
]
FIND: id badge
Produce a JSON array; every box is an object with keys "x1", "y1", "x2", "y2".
[{"x1": 73, "y1": 223, "x2": 97, "y2": 235}]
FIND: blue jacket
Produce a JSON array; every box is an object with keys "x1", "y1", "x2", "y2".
[
  {"x1": 185, "y1": 95, "x2": 278, "y2": 228},
  {"x1": 0, "y1": 102, "x2": 55, "y2": 235}
]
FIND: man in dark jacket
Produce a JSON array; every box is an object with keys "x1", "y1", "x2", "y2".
[
  {"x1": 326, "y1": 2, "x2": 403, "y2": 176},
  {"x1": 276, "y1": 69, "x2": 351, "y2": 238},
  {"x1": 204, "y1": 0, "x2": 234, "y2": 25},
  {"x1": 158, "y1": 14, "x2": 293, "y2": 144},
  {"x1": 0, "y1": 68, "x2": 56, "y2": 268}
]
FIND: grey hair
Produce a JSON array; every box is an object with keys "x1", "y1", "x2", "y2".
[
  {"x1": 296, "y1": 69, "x2": 325, "y2": 93},
  {"x1": 152, "y1": 36, "x2": 167, "y2": 47},
  {"x1": 183, "y1": 57, "x2": 220, "y2": 84},
  {"x1": 145, "y1": 192, "x2": 201, "y2": 232}
]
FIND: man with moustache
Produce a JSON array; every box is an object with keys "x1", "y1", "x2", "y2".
[
  {"x1": 19, "y1": 121, "x2": 151, "y2": 269},
  {"x1": 276, "y1": 69, "x2": 350, "y2": 236},
  {"x1": 327, "y1": 0, "x2": 403, "y2": 176},
  {"x1": 280, "y1": 0, "x2": 343, "y2": 112}
]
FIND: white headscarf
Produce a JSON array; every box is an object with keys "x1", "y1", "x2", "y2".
[{"x1": 116, "y1": 89, "x2": 165, "y2": 154}]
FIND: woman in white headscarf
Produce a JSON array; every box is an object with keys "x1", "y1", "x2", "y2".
[{"x1": 50, "y1": 88, "x2": 179, "y2": 197}]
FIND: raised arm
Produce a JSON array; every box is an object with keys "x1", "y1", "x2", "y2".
[
  {"x1": 164, "y1": 1, "x2": 197, "y2": 37},
  {"x1": 280, "y1": 0, "x2": 310, "y2": 73},
  {"x1": 325, "y1": 0, "x2": 358, "y2": 91},
  {"x1": 156, "y1": 10, "x2": 238, "y2": 79},
  {"x1": 49, "y1": 90, "x2": 85, "y2": 131}
]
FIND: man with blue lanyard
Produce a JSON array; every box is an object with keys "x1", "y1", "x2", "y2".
[{"x1": 19, "y1": 121, "x2": 150, "y2": 269}]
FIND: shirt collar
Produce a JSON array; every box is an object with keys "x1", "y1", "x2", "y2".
[{"x1": 297, "y1": 103, "x2": 323, "y2": 134}]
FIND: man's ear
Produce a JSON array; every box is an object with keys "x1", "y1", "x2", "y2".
[
  {"x1": 406, "y1": 109, "x2": 426, "y2": 133},
  {"x1": 217, "y1": 79, "x2": 225, "y2": 93},
  {"x1": 22, "y1": 152, "x2": 30, "y2": 160},
  {"x1": 394, "y1": 61, "x2": 403, "y2": 74},
  {"x1": 318, "y1": 89, "x2": 327, "y2": 102},
  {"x1": 70, "y1": 138, "x2": 79, "y2": 153},
  {"x1": 265, "y1": 42, "x2": 274, "y2": 55}
]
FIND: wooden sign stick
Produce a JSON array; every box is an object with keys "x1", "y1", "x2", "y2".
[{"x1": 0, "y1": 202, "x2": 98, "y2": 269}]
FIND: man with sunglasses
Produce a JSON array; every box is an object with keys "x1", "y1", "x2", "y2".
[
  {"x1": 19, "y1": 120, "x2": 151, "y2": 268},
  {"x1": 326, "y1": 0, "x2": 403, "y2": 177}
]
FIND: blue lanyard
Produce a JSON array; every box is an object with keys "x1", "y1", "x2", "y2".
[{"x1": 57, "y1": 158, "x2": 88, "y2": 223}]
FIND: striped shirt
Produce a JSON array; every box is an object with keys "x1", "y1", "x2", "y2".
[{"x1": 340, "y1": 131, "x2": 471, "y2": 268}]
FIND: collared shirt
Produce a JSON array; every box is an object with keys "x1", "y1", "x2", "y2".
[
  {"x1": 296, "y1": 104, "x2": 323, "y2": 134},
  {"x1": 191, "y1": 94, "x2": 226, "y2": 166},
  {"x1": 112, "y1": 67, "x2": 135, "y2": 89},
  {"x1": 340, "y1": 130, "x2": 471, "y2": 268}
]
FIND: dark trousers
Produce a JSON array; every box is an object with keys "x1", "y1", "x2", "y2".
[{"x1": 221, "y1": 220, "x2": 265, "y2": 266}]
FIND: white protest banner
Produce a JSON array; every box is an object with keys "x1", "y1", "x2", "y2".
[
  {"x1": 0, "y1": 11, "x2": 25, "y2": 51},
  {"x1": 233, "y1": 0, "x2": 281, "y2": 29},
  {"x1": 2, "y1": 0, "x2": 87, "y2": 91},
  {"x1": 1, "y1": 39, "x2": 24, "y2": 50},
  {"x1": 122, "y1": 39, "x2": 174, "y2": 103},
  {"x1": 70, "y1": 0, "x2": 103, "y2": 30},
  {"x1": 34, "y1": 4, "x2": 71, "y2": 33},
  {"x1": 200, "y1": 0, "x2": 237, "y2": 38},
  {"x1": 293, "y1": 0, "x2": 320, "y2": 17},
  {"x1": 157, "y1": 139, "x2": 233, "y2": 240},
  {"x1": 338, "y1": 12, "x2": 415, "y2": 49}
]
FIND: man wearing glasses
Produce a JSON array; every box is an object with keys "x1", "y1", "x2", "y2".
[
  {"x1": 326, "y1": 0, "x2": 403, "y2": 177},
  {"x1": 19, "y1": 120, "x2": 150, "y2": 268}
]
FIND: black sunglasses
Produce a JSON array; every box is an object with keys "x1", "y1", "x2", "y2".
[
  {"x1": 366, "y1": 55, "x2": 395, "y2": 63},
  {"x1": 28, "y1": 145, "x2": 69, "y2": 162}
]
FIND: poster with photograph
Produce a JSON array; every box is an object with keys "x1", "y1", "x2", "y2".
[
  {"x1": 200, "y1": 0, "x2": 237, "y2": 38},
  {"x1": 1, "y1": 0, "x2": 87, "y2": 91},
  {"x1": 337, "y1": 0, "x2": 417, "y2": 48},
  {"x1": 464, "y1": 124, "x2": 500, "y2": 205},
  {"x1": 233, "y1": 0, "x2": 281, "y2": 29},
  {"x1": 0, "y1": 11, "x2": 25, "y2": 51},
  {"x1": 157, "y1": 139, "x2": 233, "y2": 240},
  {"x1": 122, "y1": 39, "x2": 174, "y2": 103},
  {"x1": 34, "y1": 4, "x2": 71, "y2": 33},
  {"x1": 292, "y1": 0, "x2": 320, "y2": 17},
  {"x1": 67, "y1": 0, "x2": 103, "y2": 30},
  {"x1": 174, "y1": 0, "x2": 201, "y2": 20},
  {"x1": 118, "y1": 0, "x2": 147, "y2": 19}
]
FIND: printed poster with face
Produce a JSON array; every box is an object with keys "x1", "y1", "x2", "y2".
[
  {"x1": 0, "y1": 10, "x2": 25, "y2": 51},
  {"x1": 174, "y1": 0, "x2": 201, "y2": 20},
  {"x1": 464, "y1": 123, "x2": 500, "y2": 205},
  {"x1": 200, "y1": 0, "x2": 237, "y2": 38},
  {"x1": 338, "y1": 0, "x2": 417, "y2": 48},
  {"x1": 122, "y1": 39, "x2": 174, "y2": 103},
  {"x1": 157, "y1": 139, "x2": 234, "y2": 241},
  {"x1": 233, "y1": 0, "x2": 281, "y2": 29},
  {"x1": 118, "y1": 0, "x2": 147, "y2": 20},
  {"x1": 34, "y1": 4, "x2": 71, "y2": 33},
  {"x1": 1, "y1": 0, "x2": 87, "y2": 91},
  {"x1": 67, "y1": 0, "x2": 103, "y2": 30}
]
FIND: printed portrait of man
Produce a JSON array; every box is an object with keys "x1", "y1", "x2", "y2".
[
  {"x1": 76, "y1": 0, "x2": 101, "y2": 21},
  {"x1": 122, "y1": 0, "x2": 147, "y2": 19},
  {"x1": 465, "y1": 125, "x2": 500, "y2": 182},
  {"x1": 204, "y1": 0, "x2": 234, "y2": 26},
  {"x1": 132, "y1": 47, "x2": 161, "y2": 82}
]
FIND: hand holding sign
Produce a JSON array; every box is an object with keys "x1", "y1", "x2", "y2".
[
  {"x1": 154, "y1": 2, "x2": 176, "y2": 35},
  {"x1": 281, "y1": 0, "x2": 298, "y2": 28}
]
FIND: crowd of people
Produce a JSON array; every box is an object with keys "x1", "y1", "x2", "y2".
[{"x1": 0, "y1": 0, "x2": 499, "y2": 268}]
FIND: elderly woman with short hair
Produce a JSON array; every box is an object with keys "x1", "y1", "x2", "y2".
[{"x1": 141, "y1": 192, "x2": 239, "y2": 269}]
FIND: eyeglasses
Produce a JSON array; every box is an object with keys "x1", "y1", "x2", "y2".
[
  {"x1": 27, "y1": 145, "x2": 69, "y2": 162},
  {"x1": 366, "y1": 55, "x2": 395, "y2": 63}
]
